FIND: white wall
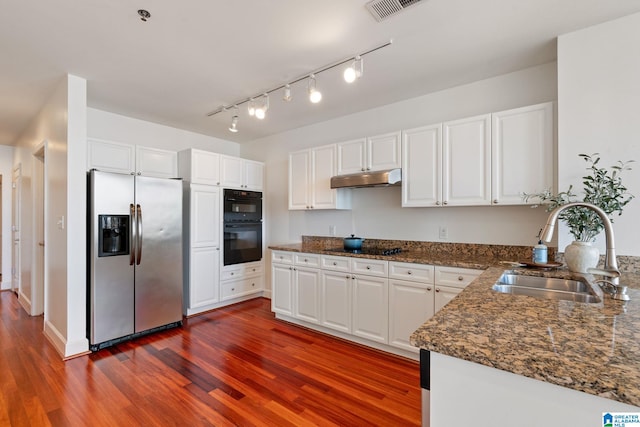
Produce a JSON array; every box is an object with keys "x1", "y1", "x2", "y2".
[
  {"x1": 0, "y1": 145, "x2": 15, "y2": 290},
  {"x1": 243, "y1": 63, "x2": 558, "y2": 258},
  {"x1": 558, "y1": 12, "x2": 640, "y2": 256},
  {"x1": 88, "y1": 108, "x2": 240, "y2": 156}
]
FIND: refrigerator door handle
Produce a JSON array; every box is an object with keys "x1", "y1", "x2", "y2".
[
  {"x1": 129, "y1": 203, "x2": 136, "y2": 266},
  {"x1": 136, "y1": 204, "x2": 143, "y2": 265}
]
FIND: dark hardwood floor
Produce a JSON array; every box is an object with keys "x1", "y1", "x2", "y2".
[{"x1": 0, "y1": 291, "x2": 421, "y2": 426}]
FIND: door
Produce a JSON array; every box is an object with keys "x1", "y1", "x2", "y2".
[
  {"x1": 288, "y1": 150, "x2": 310, "y2": 210},
  {"x1": 33, "y1": 150, "x2": 45, "y2": 315},
  {"x1": 89, "y1": 171, "x2": 135, "y2": 345},
  {"x1": 402, "y1": 124, "x2": 442, "y2": 207},
  {"x1": 367, "y1": 131, "x2": 401, "y2": 172},
  {"x1": 321, "y1": 271, "x2": 352, "y2": 333},
  {"x1": 272, "y1": 263, "x2": 294, "y2": 316},
  {"x1": 389, "y1": 280, "x2": 433, "y2": 352},
  {"x1": 11, "y1": 165, "x2": 21, "y2": 294},
  {"x1": 134, "y1": 175, "x2": 183, "y2": 333},
  {"x1": 336, "y1": 138, "x2": 366, "y2": 174},
  {"x1": 294, "y1": 267, "x2": 321, "y2": 324},
  {"x1": 352, "y1": 275, "x2": 388, "y2": 343},
  {"x1": 311, "y1": 145, "x2": 337, "y2": 209}
]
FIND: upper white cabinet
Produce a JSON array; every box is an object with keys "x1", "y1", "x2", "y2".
[
  {"x1": 288, "y1": 145, "x2": 351, "y2": 210},
  {"x1": 402, "y1": 124, "x2": 442, "y2": 207},
  {"x1": 443, "y1": 114, "x2": 492, "y2": 206},
  {"x1": 491, "y1": 102, "x2": 554, "y2": 205},
  {"x1": 88, "y1": 138, "x2": 177, "y2": 178},
  {"x1": 220, "y1": 155, "x2": 264, "y2": 191},
  {"x1": 337, "y1": 131, "x2": 401, "y2": 175},
  {"x1": 402, "y1": 102, "x2": 554, "y2": 207},
  {"x1": 178, "y1": 149, "x2": 220, "y2": 185}
]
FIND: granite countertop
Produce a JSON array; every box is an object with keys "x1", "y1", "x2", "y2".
[
  {"x1": 411, "y1": 266, "x2": 640, "y2": 407},
  {"x1": 269, "y1": 242, "x2": 503, "y2": 270}
]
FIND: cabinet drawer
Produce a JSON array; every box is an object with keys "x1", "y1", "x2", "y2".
[
  {"x1": 221, "y1": 277, "x2": 263, "y2": 301},
  {"x1": 352, "y1": 258, "x2": 388, "y2": 277},
  {"x1": 389, "y1": 262, "x2": 434, "y2": 283},
  {"x1": 221, "y1": 262, "x2": 263, "y2": 281},
  {"x1": 295, "y1": 253, "x2": 321, "y2": 268},
  {"x1": 435, "y1": 266, "x2": 483, "y2": 289},
  {"x1": 272, "y1": 251, "x2": 294, "y2": 265},
  {"x1": 321, "y1": 255, "x2": 351, "y2": 272}
]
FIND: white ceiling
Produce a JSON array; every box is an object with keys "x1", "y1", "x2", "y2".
[{"x1": 2, "y1": 0, "x2": 640, "y2": 145}]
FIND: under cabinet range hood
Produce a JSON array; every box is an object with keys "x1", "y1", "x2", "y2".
[{"x1": 330, "y1": 168, "x2": 402, "y2": 189}]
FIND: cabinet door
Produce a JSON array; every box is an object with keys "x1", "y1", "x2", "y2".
[
  {"x1": 443, "y1": 114, "x2": 491, "y2": 206},
  {"x1": 337, "y1": 138, "x2": 367, "y2": 175},
  {"x1": 352, "y1": 275, "x2": 388, "y2": 344},
  {"x1": 220, "y1": 155, "x2": 244, "y2": 189},
  {"x1": 367, "y1": 131, "x2": 401, "y2": 172},
  {"x1": 272, "y1": 264, "x2": 294, "y2": 315},
  {"x1": 321, "y1": 271, "x2": 352, "y2": 333},
  {"x1": 136, "y1": 146, "x2": 178, "y2": 178},
  {"x1": 402, "y1": 124, "x2": 442, "y2": 207},
  {"x1": 295, "y1": 267, "x2": 321, "y2": 324},
  {"x1": 189, "y1": 149, "x2": 220, "y2": 186},
  {"x1": 190, "y1": 185, "x2": 220, "y2": 247},
  {"x1": 492, "y1": 102, "x2": 554, "y2": 205},
  {"x1": 288, "y1": 150, "x2": 310, "y2": 210},
  {"x1": 243, "y1": 160, "x2": 264, "y2": 191},
  {"x1": 87, "y1": 138, "x2": 135, "y2": 174},
  {"x1": 389, "y1": 280, "x2": 434, "y2": 352},
  {"x1": 434, "y1": 285, "x2": 461, "y2": 312},
  {"x1": 311, "y1": 144, "x2": 337, "y2": 209},
  {"x1": 189, "y1": 246, "x2": 220, "y2": 309}
]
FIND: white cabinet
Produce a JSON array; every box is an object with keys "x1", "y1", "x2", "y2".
[
  {"x1": 491, "y1": 102, "x2": 554, "y2": 205},
  {"x1": 389, "y1": 262, "x2": 435, "y2": 353},
  {"x1": 434, "y1": 266, "x2": 483, "y2": 312},
  {"x1": 288, "y1": 145, "x2": 351, "y2": 210},
  {"x1": 321, "y1": 270, "x2": 352, "y2": 333},
  {"x1": 337, "y1": 131, "x2": 401, "y2": 175},
  {"x1": 443, "y1": 114, "x2": 492, "y2": 206},
  {"x1": 402, "y1": 103, "x2": 554, "y2": 207},
  {"x1": 183, "y1": 184, "x2": 221, "y2": 315},
  {"x1": 178, "y1": 149, "x2": 220, "y2": 186},
  {"x1": 220, "y1": 155, "x2": 264, "y2": 190},
  {"x1": 271, "y1": 251, "x2": 321, "y2": 321},
  {"x1": 88, "y1": 138, "x2": 178, "y2": 178},
  {"x1": 402, "y1": 124, "x2": 442, "y2": 207},
  {"x1": 220, "y1": 261, "x2": 264, "y2": 301},
  {"x1": 352, "y1": 274, "x2": 388, "y2": 344},
  {"x1": 272, "y1": 259, "x2": 295, "y2": 316},
  {"x1": 295, "y1": 267, "x2": 322, "y2": 324}
]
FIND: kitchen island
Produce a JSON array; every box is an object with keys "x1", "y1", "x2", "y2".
[{"x1": 411, "y1": 266, "x2": 640, "y2": 426}]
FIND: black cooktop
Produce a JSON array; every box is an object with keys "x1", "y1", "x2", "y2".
[{"x1": 325, "y1": 247, "x2": 403, "y2": 256}]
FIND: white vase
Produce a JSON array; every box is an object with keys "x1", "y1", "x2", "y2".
[{"x1": 564, "y1": 241, "x2": 600, "y2": 273}]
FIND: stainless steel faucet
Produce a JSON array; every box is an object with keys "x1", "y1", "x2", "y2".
[{"x1": 540, "y1": 202, "x2": 628, "y2": 300}]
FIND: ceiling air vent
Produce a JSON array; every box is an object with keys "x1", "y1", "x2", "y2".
[{"x1": 366, "y1": 0, "x2": 424, "y2": 22}]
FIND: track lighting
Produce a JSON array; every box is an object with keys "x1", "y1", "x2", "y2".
[
  {"x1": 206, "y1": 40, "x2": 393, "y2": 132},
  {"x1": 283, "y1": 84, "x2": 292, "y2": 102},
  {"x1": 308, "y1": 74, "x2": 322, "y2": 104},
  {"x1": 344, "y1": 55, "x2": 363, "y2": 83},
  {"x1": 254, "y1": 93, "x2": 269, "y2": 119},
  {"x1": 228, "y1": 106, "x2": 239, "y2": 132}
]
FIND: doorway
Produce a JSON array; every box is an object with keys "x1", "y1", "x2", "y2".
[
  {"x1": 11, "y1": 165, "x2": 21, "y2": 295},
  {"x1": 33, "y1": 144, "x2": 45, "y2": 316}
]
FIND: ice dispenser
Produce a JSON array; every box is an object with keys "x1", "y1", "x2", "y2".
[{"x1": 98, "y1": 215, "x2": 129, "y2": 257}]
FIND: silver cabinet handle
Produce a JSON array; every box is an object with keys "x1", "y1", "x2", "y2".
[
  {"x1": 407, "y1": 270, "x2": 412, "y2": 275},
  {"x1": 436, "y1": 288, "x2": 441, "y2": 292},
  {"x1": 458, "y1": 276, "x2": 464, "y2": 281},
  {"x1": 366, "y1": 266, "x2": 371, "y2": 270},
  {"x1": 443, "y1": 201, "x2": 448, "y2": 205},
  {"x1": 493, "y1": 199, "x2": 498, "y2": 204},
  {"x1": 427, "y1": 287, "x2": 432, "y2": 291},
  {"x1": 435, "y1": 201, "x2": 440, "y2": 206},
  {"x1": 136, "y1": 204, "x2": 143, "y2": 265},
  {"x1": 129, "y1": 204, "x2": 136, "y2": 266},
  {"x1": 333, "y1": 262, "x2": 337, "y2": 266}
]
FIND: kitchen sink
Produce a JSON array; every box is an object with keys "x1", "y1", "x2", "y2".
[{"x1": 492, "y1": 272, "x2": 601, "y2": 303}]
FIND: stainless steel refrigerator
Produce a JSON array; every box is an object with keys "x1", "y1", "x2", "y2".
[{"x1": 88, "y1": 170, "x2": 183, "y2": 351}]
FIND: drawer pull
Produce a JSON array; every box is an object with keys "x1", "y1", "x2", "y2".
[
  {"x1": 252, "y1": 283, "x2": 255, "y2": 287},
  {"x1": 333, "y1": 262, "x2": 337, "y2": 266},
  {"x1": 304, "y1": 258, "x2": 308, "y2": 262},
  {"x1": 427, "y1": 287, "x2": 432, "y2": 291},
  {"x1": 230, "y1": 272, "x2": 234, "y2": 276},
  {"x1": 436, "y1": 288, "x2": 440, "y2": 292},
  {"x1": 231, "y1": 288, "x2": 235, "y2": 291},
  {"x1": 407, "y1": 270, "x2": 412, "y2": 275},
  {"x1": 366, "y1": 266, "x2": 371, "y2": 270},
  {"x1": 458, "y1": 276, "x2": 464, "y2": 281}
]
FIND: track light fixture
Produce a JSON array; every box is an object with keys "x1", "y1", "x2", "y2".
[
  {"x1": 283, "y1": 84, "x2": 292, "y2": 102},
  {"x1": 254, "y1": 93, "x2": 269, "y2": 119},
  {"x1": 308, "y1": 75, "x2": 322, "y2": 104},
  {"x1": 228, "y1": 106, "x2": 239, "y2": 132},
  {"x1": 344, "y1": 55, "x2": 363, "y2": 83},
  {"x1": 206, "y1": 39, "x2": 393, "y2": 132}
]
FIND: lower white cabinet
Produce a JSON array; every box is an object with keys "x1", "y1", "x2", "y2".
[
  {"x1": 220, "y1": 261, "x2": 264, "y2": 302},
  {"x1": 320, "y1": 271, "x2": 352, "y2": 333},
  {"x1": 188, "y1": 246, "x2": 221, "y2": 310},
  {"x1": 271, "y1": 250, "x2": 483, "y2": 358},
  {"x1": 294, "y1": 267, "x2": 322, "y2": 324},
  {"x1": 352, "y1": 274, "x2": 388, "y2": 344}
]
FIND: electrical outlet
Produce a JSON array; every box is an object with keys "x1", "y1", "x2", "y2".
[
  {"x1": 329, "y1": 225, "x2": 337, "y2": 236},
  {"x1": 439, "y1": 226, "x2": 448, "y2": 240}
]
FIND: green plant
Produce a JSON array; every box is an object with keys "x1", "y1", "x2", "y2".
[{"x1": 524, "y1": 153, "x2": 634, "y2": 242}]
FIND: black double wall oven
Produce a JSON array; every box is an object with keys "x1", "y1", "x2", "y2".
[{"x1": 223, "y1": 189, "x2": 263, "y2": 266}]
